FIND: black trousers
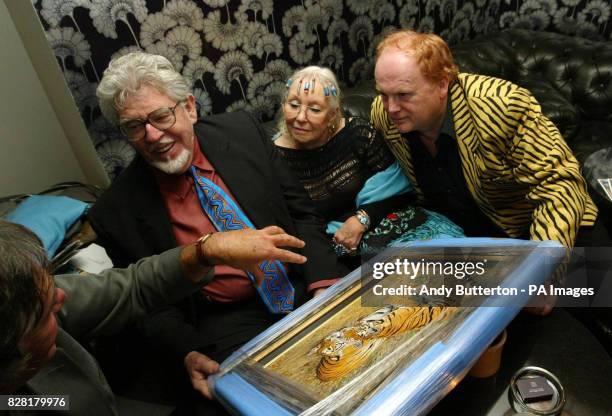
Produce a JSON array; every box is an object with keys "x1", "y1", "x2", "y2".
[
  {"x1": 173, "y1": 296, "x2": 280, "y2": 416},
  {"x1": 565, "y1": 217, "x2": 612, "y2": 355},
  {"x1": 574, "y1": 215, "x2": 612, "y2": 248},
  {"x1": 193, "y1": 296, "x2": 279, "y2": 362}
]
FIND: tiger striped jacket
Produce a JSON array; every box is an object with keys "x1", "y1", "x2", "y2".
[{"x1": 371, "y1": 73, "x2": 597, "y2": 248}]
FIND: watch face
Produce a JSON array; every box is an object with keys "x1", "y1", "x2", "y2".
[{"x1": 359, "y1": 217, "x2": 367, "y2": 224}]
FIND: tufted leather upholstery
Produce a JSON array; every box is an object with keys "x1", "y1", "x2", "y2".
[
  {"x1": 451, "y1": 30, "x2": 612, "y2": 165},
  {"x1": 344, "y1": 29, "x2": 612, "y2": 166},
  {"x1": 341, "y1": 29, "x2": 612, "y2": 353},
  {"x1": 270, "y1": 29, "x2": 611, "y2": 220}
]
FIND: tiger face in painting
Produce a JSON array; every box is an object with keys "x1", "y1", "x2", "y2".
[
  {"x1": 312, "y1": 305, "x2": 454, "y2": 381},
  {"x1": 314, "y1": 329, "x2": 382, "y2": 381}
]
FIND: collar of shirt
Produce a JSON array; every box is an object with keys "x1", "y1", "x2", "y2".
[
  {"x1": 407, "y1": 96, "x2": 456, "y2": 158},
  {"x1": 152, "y1": 137, "x2": 214, "y2": 200},
  {"x1": 405, "y1": 94, "x2": 455, "y2": 141}
]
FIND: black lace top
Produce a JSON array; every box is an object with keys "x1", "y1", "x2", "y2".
[{"x1": 274, "y1": 117, "x2": 411, "y2": 226}]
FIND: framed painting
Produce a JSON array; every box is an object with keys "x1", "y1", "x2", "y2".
[{"x1": 211, "y1": 238, "x2": 566, "y2": 415}]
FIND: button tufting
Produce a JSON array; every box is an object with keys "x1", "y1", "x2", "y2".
[{"x1": 430, "y1": 29, "x2": 611, "y2": 171}]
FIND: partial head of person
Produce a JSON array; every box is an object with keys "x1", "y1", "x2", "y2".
[
  {"x1": 0, "y1": 220, "x2": 66, "y2": 393},
  {"x1": 374, "y1": 30, "x2": 458, "y2": 138},
  {"x1": 278, "y1": 66, "x2": 344, "y2": 149},
  {"x1": 97, "y1": 52, "x2": 198, "y2": 175}
]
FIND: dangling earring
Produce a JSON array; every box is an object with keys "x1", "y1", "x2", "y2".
[{"x1": 328, "y1": 122, "x2": 336, "y2": 134}]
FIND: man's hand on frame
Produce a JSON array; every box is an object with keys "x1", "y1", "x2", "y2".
[{"x1": 184, "y1": 351, "x2": 220, "y2": 400}]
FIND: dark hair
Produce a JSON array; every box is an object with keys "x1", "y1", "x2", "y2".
[{"x1": 0, "y1": 220, "x2": 49, "y2": 392}]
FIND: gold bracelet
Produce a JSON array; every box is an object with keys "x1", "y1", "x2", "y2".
[{"x1": 195, "y1": 233, "x2": 214, "y2": 266}]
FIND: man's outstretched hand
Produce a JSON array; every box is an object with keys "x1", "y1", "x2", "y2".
[{"x1": 201, "y1": 226, "x2": 307, "y2": 286}]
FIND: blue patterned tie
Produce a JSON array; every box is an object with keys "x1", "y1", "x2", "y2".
[{"x1": 190, "y1": 166, "x2": 294, "y2": 313}]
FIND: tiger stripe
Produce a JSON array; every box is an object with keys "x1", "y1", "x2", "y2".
[
  {"x1": 371, "y1": 73, "x2": 597, "y2": 248},
  {"x1": 314, "y1": 305, "x2": 453, "y2": 381}
]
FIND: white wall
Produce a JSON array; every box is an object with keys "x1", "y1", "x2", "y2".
[{"x1": 0, "y1": 0, "x2": 108, "y2": 196}]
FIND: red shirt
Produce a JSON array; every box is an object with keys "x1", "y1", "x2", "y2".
[{"x1": 154, "y1": 139, "x2": 255, "y2": 302}]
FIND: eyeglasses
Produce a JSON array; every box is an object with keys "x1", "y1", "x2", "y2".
[
  {"x1": 119, "y1": 101, "x2": 183, "y2": 141},
  {"x1": 284, "y1": 100, "x2": 327, "y2": 121}
]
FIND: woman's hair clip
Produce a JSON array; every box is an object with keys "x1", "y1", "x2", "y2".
[
  {"x1": 330, "y1": 86, "x2": 338, "y2": 96},
  {"x1": 304, "y1": 81, "x2": 310, "y2": 92},
  {"x1": 324, "y1": 86, "x2": 330, "y2": 96},
  {"x1": 286, "y1": 79, "x2": 293, "y2": 88}
]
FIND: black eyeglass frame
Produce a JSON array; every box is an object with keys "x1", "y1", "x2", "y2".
[{"x1": 119, "y1": 101, "x2": 184, "y2": 142}]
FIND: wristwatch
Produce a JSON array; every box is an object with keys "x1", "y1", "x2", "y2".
[{"x1": 355, "y1": 209, "x2": 371, "y2": 230}]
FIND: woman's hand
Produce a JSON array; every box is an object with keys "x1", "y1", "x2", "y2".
[{"x1": 333, "y1": 216, "x2": 366, "y2": 251}]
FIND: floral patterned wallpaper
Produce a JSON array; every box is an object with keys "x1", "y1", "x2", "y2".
[{"x1": 31, "y1": 0, "x2": 612, "y2": 179}]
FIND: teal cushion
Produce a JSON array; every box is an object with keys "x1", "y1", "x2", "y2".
[{"x1": 6, "y1": 195, "x2": 88, "y2": 257}]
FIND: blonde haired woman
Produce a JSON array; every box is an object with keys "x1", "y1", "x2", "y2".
[{"x1": 274, "y1": 66, "x2": 463, "y2": 272}]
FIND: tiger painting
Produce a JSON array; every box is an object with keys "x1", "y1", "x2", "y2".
[{"x1": 312, "y1": 305, "x2": 454, "y2": 381}]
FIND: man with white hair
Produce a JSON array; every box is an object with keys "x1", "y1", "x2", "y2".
[{"x1": 88, "y1": 52, "x2": 339, "y2": 406}]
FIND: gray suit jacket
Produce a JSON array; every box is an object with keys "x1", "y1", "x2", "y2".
[{"x1": 10, "y1": 247, "x2": 209, "y2": 416}]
